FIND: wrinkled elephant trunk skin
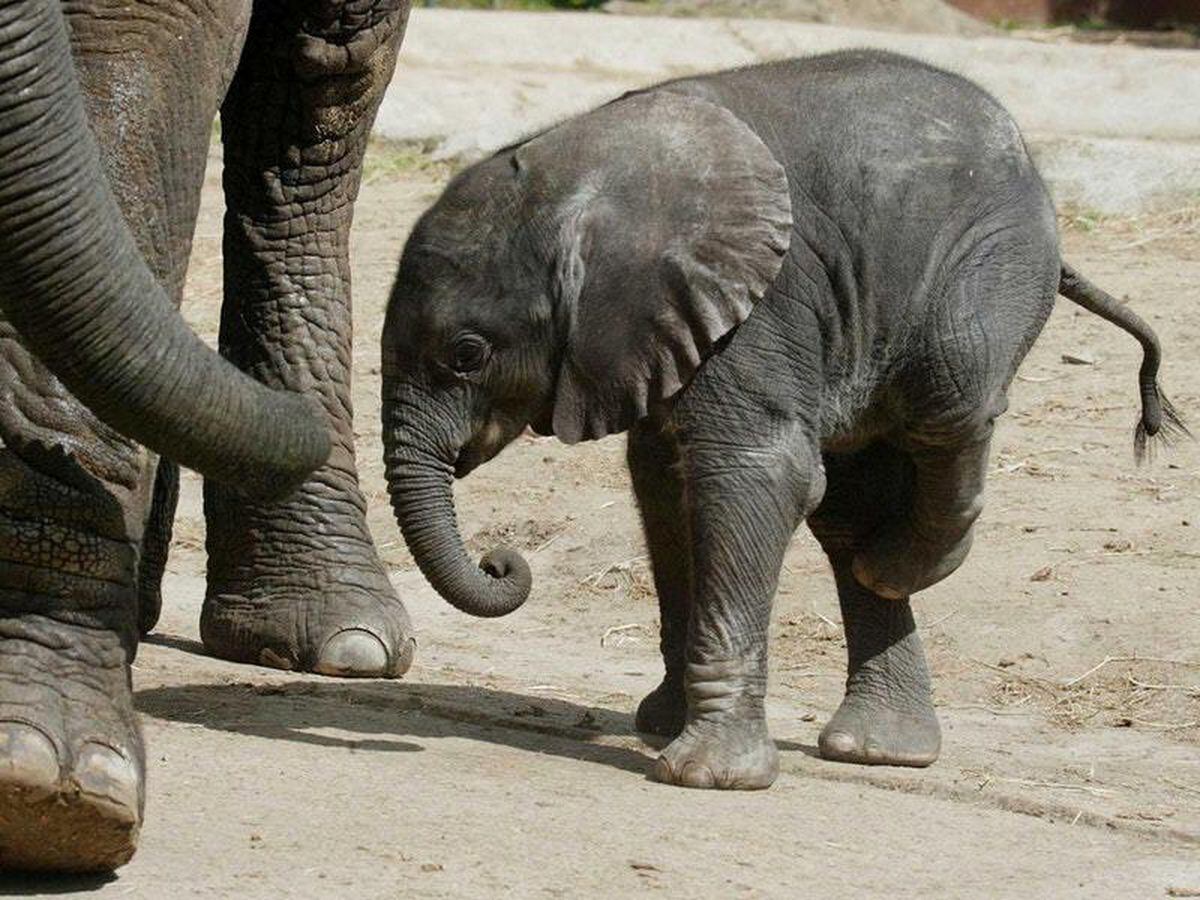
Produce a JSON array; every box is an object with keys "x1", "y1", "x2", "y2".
[
  {"x1": 383, "y1": 382, "x2": 531, "y2": 618},
  {"x1": 0, "y1": 0, "x2": 329, "y2": 499}
]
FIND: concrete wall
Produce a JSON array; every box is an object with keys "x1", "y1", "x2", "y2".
[
  {"x1": 378, "y1": 9, "x2": 1200, "y2": 214},
  {"x1": 947, "y1": 0, "x2": 1200, "y2": 26}
]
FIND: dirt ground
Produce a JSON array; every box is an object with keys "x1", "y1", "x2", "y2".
[{"x1": 12, "y1": 134, "x2": 1199, "y2": 896}]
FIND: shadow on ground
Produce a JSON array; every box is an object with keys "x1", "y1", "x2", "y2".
[
  {"x1": 137, "y1": 677, "x2": 659, "y2": 775},
  {"x1": 0, "y1": 874, "x2": 115, "y2": 895},
  {"x1": 136, "y1": 636, "x2": 815, "y2": 779}
]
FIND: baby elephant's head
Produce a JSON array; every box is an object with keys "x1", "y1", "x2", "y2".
[{"x1": 381, "y1": 89, "x2": 792, "y2": 618}]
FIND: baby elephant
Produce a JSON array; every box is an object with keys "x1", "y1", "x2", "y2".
[{"x1": 381, "y1": 50, "x2": 1181, "y2": 789}]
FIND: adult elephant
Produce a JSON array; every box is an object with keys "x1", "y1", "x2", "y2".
[{"x1": 0, "y1": 0, "x2": 415, "y2": 872}]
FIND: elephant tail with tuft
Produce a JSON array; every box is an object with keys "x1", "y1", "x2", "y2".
[{"x1": 1057, "y1": 262, "x2": 1189, "y2": 461}]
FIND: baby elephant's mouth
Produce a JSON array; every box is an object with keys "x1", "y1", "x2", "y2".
[
  {"x1": 453, "y1": 423, "x2": 510, "y2": 479},
  {"x1": 453, "y1": 452, "x2": 480, "y2": 479}
]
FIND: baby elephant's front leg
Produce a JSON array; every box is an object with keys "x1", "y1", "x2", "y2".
[{"x1": 654, "y1": 430, "x2": 823, "y2": 790}]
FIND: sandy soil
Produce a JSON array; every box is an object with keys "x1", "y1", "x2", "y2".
[{"x1": 11, "y1": 143, "x2": 1199, "y2": 897}]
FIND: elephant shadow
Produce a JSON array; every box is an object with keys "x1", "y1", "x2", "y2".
[
  {"x1": 0, "y1": 875, "x2": 115, "y2": 895},
  {"x1": 135, "y1": 675, "x2": 815, "y2": 782},
  {"x1": 136, "y1": 674, "x2": 660, "y2": 777}
]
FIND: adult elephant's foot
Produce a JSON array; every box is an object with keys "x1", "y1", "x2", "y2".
[
  {"x1": 0, "y1": 622, "x2": 143, "y2": 872},
  {"x1": 634, "y1": 676, "x2": 686, "y2": 738},
  {"x1": 653, "y1": 717, "x2": 778, "y2": 790},
  {"x1": 818, "y1": 589, "x2": 941, "y2": 767},
  {"x1": 201, "y1": 540, "x2": 416, "y2": 678}
]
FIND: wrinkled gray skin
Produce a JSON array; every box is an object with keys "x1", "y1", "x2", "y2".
[
  {"x1": 0, "y1": 0, "x2": 414, "y2": 872},
  {"x1": 383, "y1": 51, "x2": 1179, "y2": 791}
]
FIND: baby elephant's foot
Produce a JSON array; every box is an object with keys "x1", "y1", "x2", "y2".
[
  {"x1": 819, "y1": 700, "x2": 940, "y2": 767},
  {"x1": 635, "y1": 677, "x2": 686, "y2": 738},
  {"x1": 852, "y1": 526, "x2": 974, "y2": 600},
  {"x1": 654, "y1": 717, "x2": 778, "y2": 790},
  {"x1": 652, "y1": 659, "x2": 777, "y2": 789},
  {"x1": 818, "y1": 630, "x2": 941, "y2": 767},
  {"x1": 0, "y1": 624, "x2": 144, "y2": 872}
]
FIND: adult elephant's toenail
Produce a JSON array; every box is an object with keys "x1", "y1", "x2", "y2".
[
  {"x1": 393, "y1": 636, "x2": 416, "y2": 677},
  {"x1": 72, "y1": 743, "x2": 141, "y2": 824},
  {"x1": 0, "y1": 722, "x2": 61, "y2": 795},
  {"x1": 314, "y1": 629, "x2": 390, "y2": 677}
]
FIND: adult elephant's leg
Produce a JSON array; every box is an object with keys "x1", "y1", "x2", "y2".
[
  {"x1": 627, "y1": 422, "x2": 693, "y2": 738},
  {"x1": 203, "y1": 1, "x2": 416, "y2": 678},
  {"x1": 138, "y1": 459, "x2": 179, "y2": 637},
  {"x1": 654, "y1": 419, "x2": 824, "y2": 790},
  {"x1": 0, "y1": 0, "x2": 252, "y2": 871},
  {"x1": 808, "y1": 443, "x2": 941, "y2": 767}
]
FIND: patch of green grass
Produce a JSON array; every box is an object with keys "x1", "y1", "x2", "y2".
[
  {"x1": 362, "y1": 139, "x2": 452, "y2": 184},
  {"x1": 1059, "y1": 207, "x2": 1107, "y2": 233},
  {"x1": 420, "y1": 0, "x2": 606, "y2": 10}
]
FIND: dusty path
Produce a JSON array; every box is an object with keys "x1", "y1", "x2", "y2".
[{"x1": 8, "y1": 136, "x2": 1197, "y2": 897}]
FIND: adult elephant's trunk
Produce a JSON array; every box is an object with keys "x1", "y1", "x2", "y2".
[
  {"x1": 0, "y1": 0, "x2": 329, "y2": 498},
  {"x1": 382, "y1": 378, "x2": 530, "y2": 618}
]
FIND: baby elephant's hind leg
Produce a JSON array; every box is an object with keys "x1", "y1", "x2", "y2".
[
  {"x1": 851, "y1": 429, "x2": 992, "y2": 601},
  {"x1": 809, "y1": 443, "x2": 941, "y2": 767}
]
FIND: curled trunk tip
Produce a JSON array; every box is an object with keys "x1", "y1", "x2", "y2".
[{"x1": 383, "y1": 391, "x2": 531, "y2": 618}]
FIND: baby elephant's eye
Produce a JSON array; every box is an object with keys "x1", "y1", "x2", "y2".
[{"x1": 450, "y1": 332, "x2": 491, "y2": 374}]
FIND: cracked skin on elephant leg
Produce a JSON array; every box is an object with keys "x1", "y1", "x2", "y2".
[
  {"x1": 203, "y1": 1, "x2": 416, "y2": 678},
  {"x1": 0, "y1": 445, "x2": 146, "y2": 873}
]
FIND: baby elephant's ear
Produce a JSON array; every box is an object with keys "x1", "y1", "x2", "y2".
[{"x1": 537, "y1": 90, "x2": 793, "y2": 444}]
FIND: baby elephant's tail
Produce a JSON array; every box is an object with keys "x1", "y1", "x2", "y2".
[{"x1": 1058, "y1": 263, "x2": 1188, "y2": 460}]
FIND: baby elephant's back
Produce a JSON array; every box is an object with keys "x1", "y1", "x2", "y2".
[
  {"x1": 667, "y1": 50, "x2": 1039, "y2": 217},
  {"x1": 659, "y1": 50, "x2": 1055, "y2": 339}
]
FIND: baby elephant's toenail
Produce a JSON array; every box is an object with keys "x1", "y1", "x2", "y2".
[
  {"x1": 0, "y1": 722, "x2": 61, "y2": 796},
  {"x1": 818, "y1": 729, "x2": 858, "y2": 759},
  {"x1": 652, "y1": 755, "x2": 677, "y2": 784},
  {"x1": 72, "y1": 743, "x2": 141, "y2": 824},
  {"x1": 315, "y1": 629, "x2": 391, "y2": 677},
  {"x1": 678, "y1": 761, "x2": 716, "y2": 789}
]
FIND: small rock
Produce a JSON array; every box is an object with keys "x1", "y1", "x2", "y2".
[
  {"x1": 1030, "y1": 565, "x2": 1053, "y2": 582},
  {"x1": 1061, "y1": 351, "x2": 1097, "y2": 366}
]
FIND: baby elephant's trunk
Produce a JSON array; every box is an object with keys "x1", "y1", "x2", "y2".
[
  {"x1": 1057, "y1": 263, "x2": 1189, "y2": 459},
  {"x1": 382, "y1": 379, "x2": 532, "y2": 618}
]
